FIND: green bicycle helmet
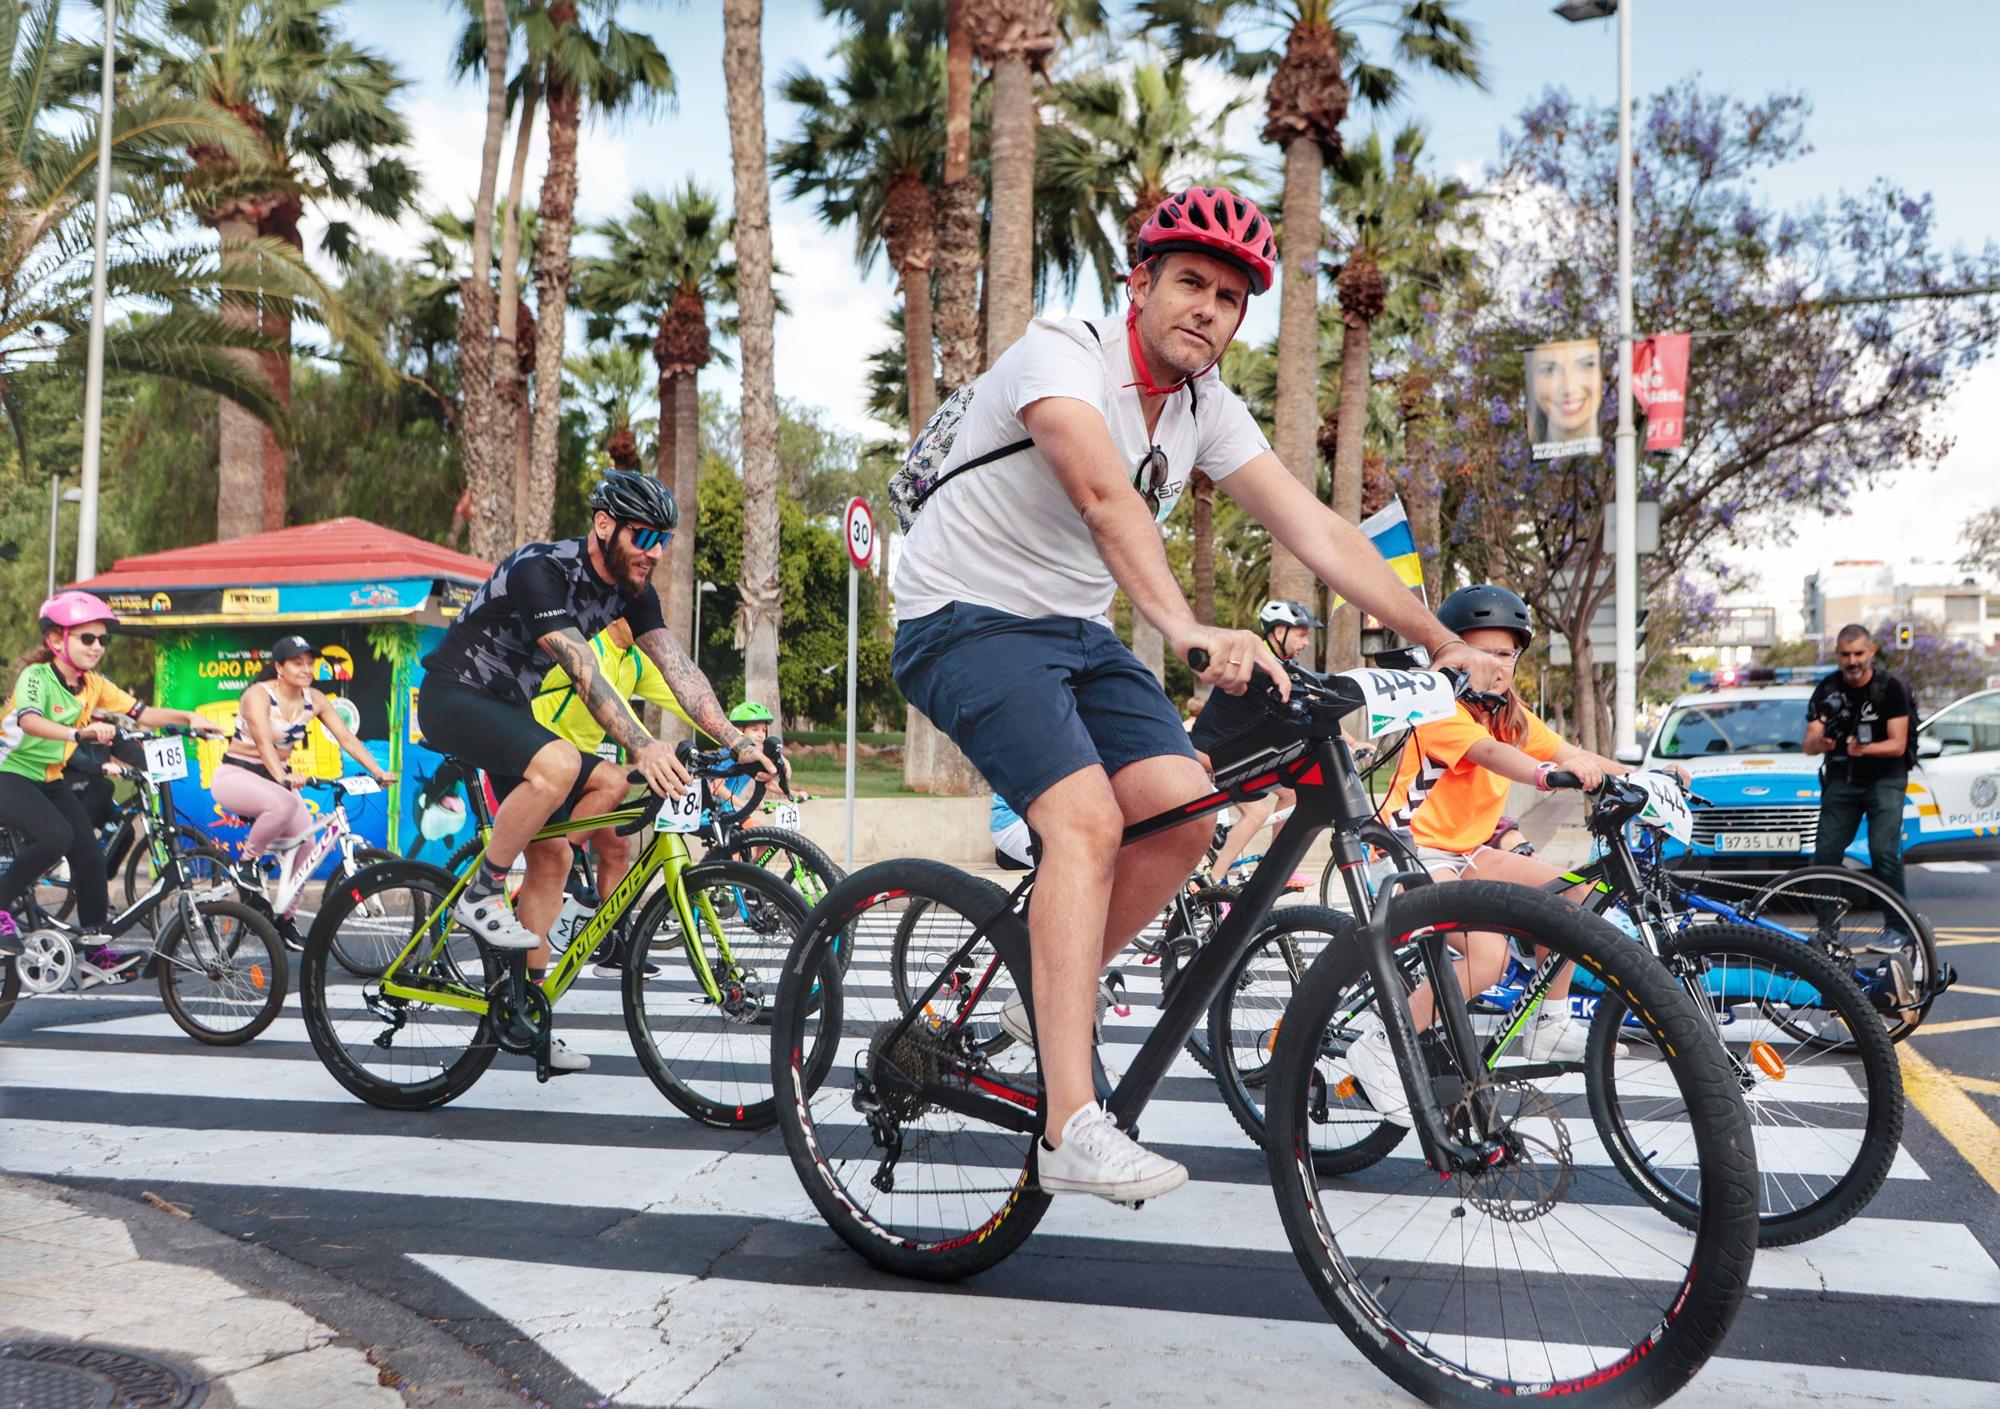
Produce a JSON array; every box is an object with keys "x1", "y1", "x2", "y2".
[{"x1": 728, "y1": 701, "x2": 774, "y2": 724}]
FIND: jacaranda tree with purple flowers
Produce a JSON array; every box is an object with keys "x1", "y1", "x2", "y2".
[{"x1": 1424, "y1": 82, "x2": 2000, "y2": 750}]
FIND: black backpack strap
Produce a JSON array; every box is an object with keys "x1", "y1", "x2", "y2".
[{"x1": 909, "y1": 436, "x2": 1035, "y2": 515}]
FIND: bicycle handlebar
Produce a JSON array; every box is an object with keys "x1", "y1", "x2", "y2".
[{"x1": 614, "y1": 739, "x2": 784, "y2": 835}]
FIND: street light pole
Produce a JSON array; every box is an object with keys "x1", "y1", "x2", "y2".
[
  {"x1": 693, "y1": 581, "x2": 718, "y2": 672},
  {"x1": 1611, "y1": 0, "x2": 1638, "y2": 755},
  {"x1": 75, "y1": 0, "x2": 118, "y2": 582}
]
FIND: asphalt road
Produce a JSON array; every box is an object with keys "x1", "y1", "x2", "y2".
[{"x1": 2, "y1": 866, "x2": 1995, "y2": 1409}]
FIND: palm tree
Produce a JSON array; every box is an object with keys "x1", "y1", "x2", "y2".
[
  {"x1": 135, "y1": 0, "x2": 416, "y2": 539},
  {"x1": 565, "y1": 342, "x2": 656, "y2": 470},
  {"x1": 964, "y1": 1, "x2": 1056, "y2": 367},
  {"x1": 776, "y1": 31, "x2": 946, "y2": 431},
  {"x1": 723, "y1": 0, "x2": 782, "y2": 718},
  {"x1": 1322, "y1": 122, "x2": 1471, "y2": 662},
  {"x1": 576, "y1": 183, "x2": 737, "y2": 655},
  {"x1": 1144, "y1": 0, "x2": 1482, "y2": 612},
  {"x1": 515, "y1": 0, "x2": 673, "y2": 541},
  {"x1": 0, "y1": 3, "x2": 342, "y2": 467},
  {"x1": 461, "y1": 0, "x2": 512, "y2": 560}
]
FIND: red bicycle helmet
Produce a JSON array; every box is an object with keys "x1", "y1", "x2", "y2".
[{"x1": 1135, "y1": 187, "x2": 1275, "y2": 296}]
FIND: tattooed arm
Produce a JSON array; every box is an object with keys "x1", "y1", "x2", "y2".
[
  {"x1": 635, "y1": 627, "x2": 782, "y2": 786},
  {"x1": 537, "y1": 627, "x2": 688, "y2": 796}
]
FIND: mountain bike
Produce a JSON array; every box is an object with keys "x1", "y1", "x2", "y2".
[
  {"x1": 1, "y1": 725, "x2": 286, "y2": 1044},
  {"x1": 770, "y1": 655, "x2": 1758, "y2": 1407},
  {"x1": 298, "y1": 743, "x2": 812, "y2": 1126}
]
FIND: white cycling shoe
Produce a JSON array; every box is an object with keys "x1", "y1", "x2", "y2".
[
  {"x1": 454, "y1": 891, "x2": 540, "y2": 951},
  {"x1": 547, "y1": 1038, "x2": 590, "y2": 1073},
  {"x1": 1037, "y1": 1104, "x2": 1187, "y2": 1204},
  {"x1": 1342, "y1": 1012, "x2": 1412, "y2": 1127}
]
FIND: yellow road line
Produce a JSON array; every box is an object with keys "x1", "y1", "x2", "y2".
[
  {"x1": 1937, "y1": 935, "x2": 1998, "y2": 948},
  {"x1": 1949, "y1": 984, "x2": 2000, "y2": 997},
  {"x1": 1934, "y1": 927, "x2": 2000, "y2": 937},
  {"x1": 1943, "y1": 1071, "x2": 2000, "y2": 1098},
  {"x1": 1902, "y1": 1043, "x2": 2000, "y2": 1198},
  {"x1": 1906, "y1": 1015, "x2": 2000, "y2": 1036}
]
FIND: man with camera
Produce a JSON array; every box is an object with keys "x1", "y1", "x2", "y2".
[{"x1": 1803, "y1": 624, "x2": 1914, "y2": 896}]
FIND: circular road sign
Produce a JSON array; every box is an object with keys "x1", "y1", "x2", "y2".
[{"x1": 844, "y1": 496, "x2": 875, "y2": 570}]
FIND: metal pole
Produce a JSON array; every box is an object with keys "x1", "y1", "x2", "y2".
[
  {"x1": 1612, "y1": 0, "x2": 1638, "y2": 755},
  {"x1": 75, "y1": 0, "x2": 117, "y2": 583},
  {"x1": 843, "y1": 562, "x2": 859, "y2": 869},
  {"x1": 47, "y1": 472, "x2": 61, "y2": 599}
]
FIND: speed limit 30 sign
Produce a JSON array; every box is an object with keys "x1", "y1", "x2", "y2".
[{"x1": 844, "y1": 496, "x2": 875, "y2": 570}]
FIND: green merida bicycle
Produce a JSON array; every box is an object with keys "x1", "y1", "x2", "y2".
[{"x1": 297, "y1": 743, "x2": 815, "y2": 1127}]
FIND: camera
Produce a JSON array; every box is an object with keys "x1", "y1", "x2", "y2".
[{"x1": 1817, "y1": 691, "x2": 1857, "y2": 744}]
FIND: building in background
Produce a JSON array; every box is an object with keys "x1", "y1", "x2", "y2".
[{"x1": 1803, "y1": 559, "x2": 2000, "y2": 651}]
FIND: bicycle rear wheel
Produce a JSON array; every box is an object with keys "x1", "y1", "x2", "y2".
[
  {"x1": 1587, "y1": 921, "x2": 1901, "y2": 1247},
  {"x1": 1745, "y1": 864, "x2": 1939, "y2": 1042},
  {"x1": 299, "y1": 860, "x2": 501, "y2": 1110},
  {"x1": 156, "y1": 898, "x2": 287, "y2": 1045},
  {"x1": 324, "y1": 848, "x2": 413, "y2": 978},
  {"x1": 773, "y1": 859, "x2": 1050, "y2": 1282},
  {"x1": 1266, "y1": 881, "x2": 1758, "y2": 1407},
  {"x1": 622, "y1": 859, "x2": 812, "y2": 1127}
]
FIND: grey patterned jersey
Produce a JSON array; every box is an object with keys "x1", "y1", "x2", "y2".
[{"x1": 422, "y1": 537, "x2": 666, "y2": 704}]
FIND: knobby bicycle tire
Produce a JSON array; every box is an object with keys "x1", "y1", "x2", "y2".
[
  {"x1": 774, "y1": 859, "x2": 1051, "y2": 1282},
  {"x1": 1265, "y1": 881, "x2": 1758, "y2": 1407},
  {"x1": 622, "y1": 858, "x2": 813, "y2": 1128},
  {"x1": 155, "y1": 897, "x2": 288, "y2": 1045},
  {"x1": 299, "y1": 859, "x2": 501, "y2": 1111},
  {"x1": 1586, "y1": 921, "x2": 1902, "y2": 1248}
]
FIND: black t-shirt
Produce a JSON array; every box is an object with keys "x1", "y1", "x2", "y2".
[
  {"x1": 422, "y1": 536, "x2": 666, "y2": 705},
  {"x1": 1808, "y1": 669, "x2": 1913, "y2": 784}
]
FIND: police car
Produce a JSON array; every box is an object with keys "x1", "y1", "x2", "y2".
[{"x1": 1634, "y1": 668, "x2": 2000, "y2": 871}]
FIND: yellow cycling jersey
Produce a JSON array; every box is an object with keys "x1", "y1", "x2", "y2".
[{"x1": 531, "y1": 631, "x2": 700, "y2": 755}]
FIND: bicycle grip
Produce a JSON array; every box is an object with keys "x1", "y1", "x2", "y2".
[
  {"x1": 1544, "y1": 769, "x2": 1584, "y2": 791},
  {"x1": 1188, "y1": 648, "x2": 1210, "y2": 671}
]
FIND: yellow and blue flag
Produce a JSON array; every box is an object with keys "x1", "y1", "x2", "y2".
[{"x1": 1332, "y1": 497, "x2": 1425, "y2": 609}]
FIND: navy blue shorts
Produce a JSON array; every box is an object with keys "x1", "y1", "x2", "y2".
[{"x1": 893, "y1": 603, "x2": 1198, "y2": 811}]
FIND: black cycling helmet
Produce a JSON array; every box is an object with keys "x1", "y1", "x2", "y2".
[
  {"x1": 588, "y1": 470, "x2": 678, "y2": 531},
  {"x1": 1257, "y1": 599, "x2": 1323, "y2": 633},
  {"x1": 1437, "y1": 584, "x2": 1533, "y2": 645}
]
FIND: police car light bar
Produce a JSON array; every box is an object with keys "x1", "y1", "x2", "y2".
[{"x1": 1688, "y1": 666, "x2": 1822, "y2": 687}]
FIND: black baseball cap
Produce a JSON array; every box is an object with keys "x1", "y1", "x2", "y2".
[{"x1": 271, "y1": 635, "x2": 316, "y2": 662}]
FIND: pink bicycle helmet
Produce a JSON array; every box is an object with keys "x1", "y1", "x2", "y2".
[{"x1": 38, "y1": 590, "x2": 118, "y2": 630}]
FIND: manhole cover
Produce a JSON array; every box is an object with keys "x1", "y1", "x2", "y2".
[{"x1": 0, "y1": 1341, "x2": 206, "y2": 1409}]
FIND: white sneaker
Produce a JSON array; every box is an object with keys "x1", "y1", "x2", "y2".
[
  {"x1": 997, "y1": 976, "x2": 1121, "y2": 1048},
  {"x1": 1342, "y1": 1013, "x2": 1412, "y2": 1127},
  {"x1": 1037, "y1": 1104, "x2": 1187, "y2": 1203},
  {"x1": 1512, "y1": 1007, "x2": 1590, "y2": 1064},
  {"x1": 455, "y1": 891, "x2": 539, "y2": 951},
  {"x1": 547, "y1": 1038, "x2": 590, "y2": 1073}
]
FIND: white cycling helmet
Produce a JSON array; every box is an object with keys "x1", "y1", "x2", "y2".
[{"x1": 1258, "y1": 599, "x2": 1323, "y2": 633}]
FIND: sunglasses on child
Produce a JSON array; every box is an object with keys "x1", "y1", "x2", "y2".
[{"x1": 69, "y1": 631, "x2": 109, "y2": 646}]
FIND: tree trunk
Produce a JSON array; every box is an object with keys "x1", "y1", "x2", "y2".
[
  {"x1": 1327, "y1": 315, "x2": 1371, "y2": 672},
  {"x1": 1398, "y1": 373, "x2": 1440, "y2": 594},
  {"x1": 496, "y1": 81, "x2": 541, "y2": 545},
  {"x1": 983, "y1": 53, "x2": 1036, "y2": 369},
  {"x1": 257, "y1": 300, "x2": 290, "y2": 530},
  {"x1": 1192, "y1": 470, "x2": 1215, "y2": 624},
  {"x1": 1268, "y1": 134, "x2": 1325, "y2": 604},
  {"x1": 460, "y1": 0, "x2": 511, "y2": 563},
  {"x1": 902, "y1": 258, "x2": 938, "y2": 431},
  {"x1": 646, "y1": 373, "x2": 699, "y2": 743},
  {"x1": 725, "y1": 0, "x2": 783, "y2": 717},
  {"x1": 1132, "y1": 616, "x2": 1165, "y2": 684},
  {"x1": 524, "y1": 74, "x2": 581, "y2": 543},
  {"x1": 935, "y1": 2, "x2": 981, "y2": 392},
  {"x1": 1571, "y1": 635, "x2": 1600, "y2": 756},
  {"x1": 215, "y1": 215, "x2": 266, "y2": 542}
]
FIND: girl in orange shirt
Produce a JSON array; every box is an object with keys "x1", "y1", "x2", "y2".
[{"x1": 1349, "y1": 585, "x2": 1657, "y2": 1124}]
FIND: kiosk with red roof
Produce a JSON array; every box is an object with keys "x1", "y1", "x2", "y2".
[{"x1": 73, "y1": 518, "x2": 492, "y2": 864}]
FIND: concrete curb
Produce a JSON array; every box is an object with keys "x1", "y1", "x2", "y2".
[{"x1": 0, "y1": 1172, "x2": 532, "y2": 1409}]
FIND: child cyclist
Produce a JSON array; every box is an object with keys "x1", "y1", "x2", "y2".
[
  {"x1": 1344, "y1": 584, "x2": 1673, "y2": 1122},
  {"x1": 0, "y1": 593, "x2": 222, "y2": 970}
]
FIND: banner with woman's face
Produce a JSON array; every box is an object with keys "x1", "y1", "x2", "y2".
[{"x1": 1526, "y1": 338, "x2": 1605, "y2": 460}]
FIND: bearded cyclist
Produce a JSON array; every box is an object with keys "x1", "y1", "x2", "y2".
[
  {"x1": 419, "y1": 471, "x2": 777, "y2": 1072},
  {"x1": 891, "y1": 185, "x2": 1506, "y2": 1202}
]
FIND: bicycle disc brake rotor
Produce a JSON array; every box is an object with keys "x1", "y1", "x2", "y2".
[
  {"x1": 488, "y1": 980, "x2": 551, "y2": 1055},
  {"x1": 1455, "y1": 1079, "x2": 1574, "y2": 1222},
  {"x1": 16, "y1": 930, "x2": 75, "y2": 994}
]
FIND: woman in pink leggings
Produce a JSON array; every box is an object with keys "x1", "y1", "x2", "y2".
[{"x1": 210, "y1": 636, "x2": 392, "y2": 879}]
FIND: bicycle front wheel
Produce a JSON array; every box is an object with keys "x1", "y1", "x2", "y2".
[
  {"x1": 1265, "y1": 880, "x2": 1758, "y2": 1407},
  {"x1": 1745, "y1": 864, "x2": 1940, "y2": 1042},
  {"x1": 156, "y1": 898, "x2": 288, "y2": 1045},
  {"x1": 623, "y1": 859, "x2": 812, "y2": 1127},
  {"x1": 708, "y1": 827, "x2": 851, "y2": 971},
  {"x1": 1587, "y1": 921, "x2": 1902, "y2": 1247},
  {"x1": 324, "y1": 848, "x2": 414, "y2": 978},
  {"x1": 299, "y1": 860, "x2": 500, "y2": 1110}
]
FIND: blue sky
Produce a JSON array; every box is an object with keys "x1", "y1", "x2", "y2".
[{"x1": 323, "y1": 0, "x2": 1998, "y2": 613}]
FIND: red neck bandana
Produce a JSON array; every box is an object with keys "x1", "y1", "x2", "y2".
[{"x1": 1120, "y1": 265, "x2": 1248, "y2": 400}]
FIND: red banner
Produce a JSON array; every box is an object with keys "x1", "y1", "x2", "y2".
[{"x1": 1634, "y1": 333, "x2": 1690, "y2": 450}]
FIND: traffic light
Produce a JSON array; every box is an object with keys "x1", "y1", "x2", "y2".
[{"x1": 1895, "y1": 622, "x2": 1914, "y2": 650}]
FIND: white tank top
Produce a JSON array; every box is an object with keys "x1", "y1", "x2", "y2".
[{"x1": 227, "y1": 682, "x2": 317, "y2": 762}]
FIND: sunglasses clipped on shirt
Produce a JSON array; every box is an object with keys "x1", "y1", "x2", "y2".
[
  {"x1": 1132, "y1": 444, "x2": 1172, "y2": 523},
  {"x1": 626, "y1": 522, "x2": 672, "y2": 551}
]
